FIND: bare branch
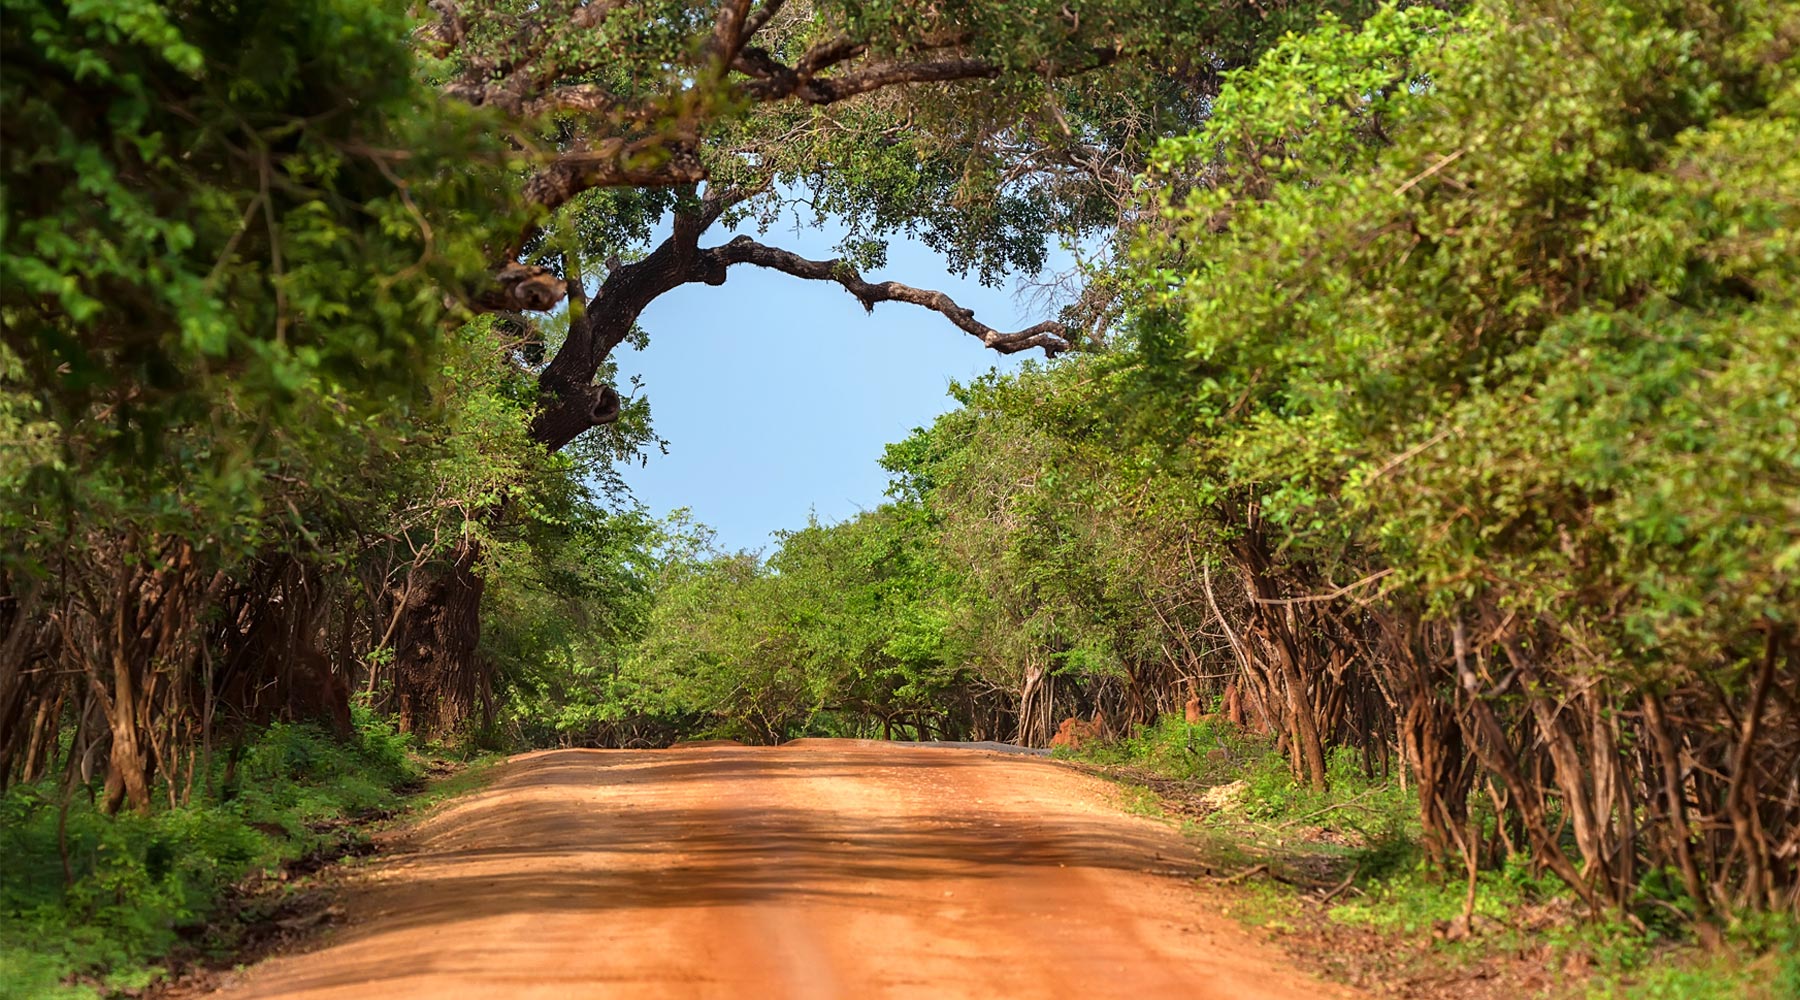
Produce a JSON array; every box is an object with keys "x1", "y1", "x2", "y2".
[
  {"x1": 740, "y1": 55, "x2": 1000, "y2": 105},
  {"x1": 706, "y1": 236, "x2": 1072, "y2": 356},
  {"x1": 742, "y1": 0, "x2": 787, "y2": 39}
]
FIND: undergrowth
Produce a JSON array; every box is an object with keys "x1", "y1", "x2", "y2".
[
  {"x1": 0, "y1": 707, "x2": 420, "y2": 1000},
  {"x1": 1068, "y1": 715, "x2": 1800, "y2": 999}
]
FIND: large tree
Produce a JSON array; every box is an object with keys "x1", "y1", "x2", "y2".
[
  {"x1": 437, "y1": 0, "x2": 1370, "y2": 440},
  {"x1": 386, "y1": 0, "x2": 1378, "y2": 731}
]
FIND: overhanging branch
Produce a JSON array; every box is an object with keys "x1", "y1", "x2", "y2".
[
  {"x1": 706, "y1": 236, "x2": 1072, "y2": 356},
  {"x1": 526, "y1": 219, "x2": 1073, "y2": 452}
]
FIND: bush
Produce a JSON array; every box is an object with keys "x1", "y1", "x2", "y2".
[{"x1": 0, "y1": 715, "x2": 418, "y2": 999}]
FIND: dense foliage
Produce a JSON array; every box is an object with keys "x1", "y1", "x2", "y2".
[
  {"x1": 0, "y1": 0, "x2": 651, "y2": 819},
  {"x1": 0, "y1": 711, "x2": 417, "y2": 997},
  {"x1": 4, "y1": 0, "x2": 1795, "y2": 992},
  {"x1": 1131, "y1": 0, "x2": 1799, "y2": 920},
  {"x1": 538, "y1": 0, "x2": 1799, "y2": 935}
]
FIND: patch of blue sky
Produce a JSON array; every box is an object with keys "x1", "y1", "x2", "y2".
[{"x1": 608, "y1": 220, "x2": 1069, "y2": 553}]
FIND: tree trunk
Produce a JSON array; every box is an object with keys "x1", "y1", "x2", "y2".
[
  {"x1": 390, "y1": 536, "x2": 486, "y2": 737},
  {"x1": 1401, "y1": 675, "x2": 1475, "y2": 867},
  {"x1": 1228, "y1": 516, "x2": 1328, "y2": 792},
  {"x1": 99, "y1": 639, "x2": 155, "y2": 814}
]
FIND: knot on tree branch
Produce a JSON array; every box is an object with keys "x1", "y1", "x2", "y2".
[
  {"x1": 530, "y1": 381, "x2": 622, "y2": 452},
  {"x1": 477, "y1": 263, "x2": 569, "y2": 313},
  {"x1": 694, "y1": 256, "x2": 729, "y2": 286},
  {"x1": 587, "y1": 383, "x2": 622, "y2": 425}
]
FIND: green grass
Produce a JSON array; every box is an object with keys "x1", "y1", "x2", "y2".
[
  {"x1": 1580, "y1": 911, "x2": 1800, "y2": 1000},
  {"x1": 0, "y1": 707, "x2": 420, "y2": 1000}
]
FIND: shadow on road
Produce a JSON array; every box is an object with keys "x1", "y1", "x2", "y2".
[{"x1": 245, "y1": 745, "x2": 1207, "y2": 997}]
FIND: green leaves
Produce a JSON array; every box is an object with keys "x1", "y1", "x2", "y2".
[
  {"x1": 1127, "y1": 0, "x2": 1799, "y2": 663},
  {"x1": 1, "y1": 0, "x2": 523, "y2": 574}
]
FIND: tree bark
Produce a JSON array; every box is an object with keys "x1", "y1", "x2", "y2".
[
  {"x1": 1229, "y1": 514, "x2": 1328, "y2": 792},
  {"x1": 390, "y1": 535, "x2": 486, "y2": 737}
]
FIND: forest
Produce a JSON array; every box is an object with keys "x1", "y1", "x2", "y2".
[{"x1": 1, "y1": 0, "x2": 1796, "y2": 996}]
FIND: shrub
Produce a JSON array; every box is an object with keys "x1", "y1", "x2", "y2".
[{"x1": 0, "y1": 715, "x2": 418, "y2": 998}]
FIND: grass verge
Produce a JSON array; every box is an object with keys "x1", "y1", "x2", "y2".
[
  {"x1": 0, "y1": 706, "x2": 481, "y2": 1000},
  {"x1": 1062, "y1": 716, "x2": 1799, "y2": 1000}
]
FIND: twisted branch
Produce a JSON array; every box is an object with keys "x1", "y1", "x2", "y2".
[{"x1": 706, "y1": 235, "x2": 1072, "y2": 356}]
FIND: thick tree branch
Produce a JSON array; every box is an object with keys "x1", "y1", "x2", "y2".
[
  {"x1": 527, "y1": 203, "x2": 719, "y2": 450},
  {"x1": 742, "y1": 0, "x2": 787, "y2": 39},
  {"x1": 798, "y1": 34, "x2": 871, "y2": 75},
  {"x1": 739, "y1": 54, "x2": 999, "y2": 104},
  {"x1": 704, "y1": 0, "x2": 757, "y2": 70},
  {"x1": 527, "y1": 220, "x2": 1072, "y2": 452},
  {"x1": 519, "y1": 134, "x2": 708, "y2": 217},
  {"x1": 706, "y1": 235, "x2": 1072, "y2": 356}
]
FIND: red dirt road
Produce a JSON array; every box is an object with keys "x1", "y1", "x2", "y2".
[{"x1": 212, "y1": 740, "x2": 1360, "y2": 999}]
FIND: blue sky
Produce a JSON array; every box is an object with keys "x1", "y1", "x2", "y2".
[{"x1": 611, "y1": 224, "x2": 1054, "y2": 553}]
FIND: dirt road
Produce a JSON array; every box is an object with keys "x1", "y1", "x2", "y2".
[{"x1": 212, "y1": 740, "x2": 1358, "y2": 1000}]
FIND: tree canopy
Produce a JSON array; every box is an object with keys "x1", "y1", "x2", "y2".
[{"x1": 2, "y1": 2, "x2": 1796, "y2": 988}]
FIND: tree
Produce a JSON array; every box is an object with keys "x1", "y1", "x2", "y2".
[
  {"x1": 386, "y1": 0, "x2": 1385, "y2": 733},
  {"x1": 0, "y1": 0, "x2": 517, "y2": 808},
  {"x1": 435, "y1": 0, "x2": 1390, "y2": 438},
  {"x1": 1127, "y1": 0, "x2": 1798, "y2": 916}
]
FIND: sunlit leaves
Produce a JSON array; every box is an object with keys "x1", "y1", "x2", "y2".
[
  {"x1": 1, "y1": 0, "x2": 518, "y2": 567},
  {"x1": 1131, "y1": 0, "x2": 1799, "y2": 667}
]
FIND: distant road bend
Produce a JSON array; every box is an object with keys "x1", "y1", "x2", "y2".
[{"x1": 213, "y1": 740, "x2": 1361, "y2": 999}]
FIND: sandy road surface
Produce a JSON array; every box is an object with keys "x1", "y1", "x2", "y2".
[{"x1": 212, "y1": 740, "x2": 1358, "y2": 1000}]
